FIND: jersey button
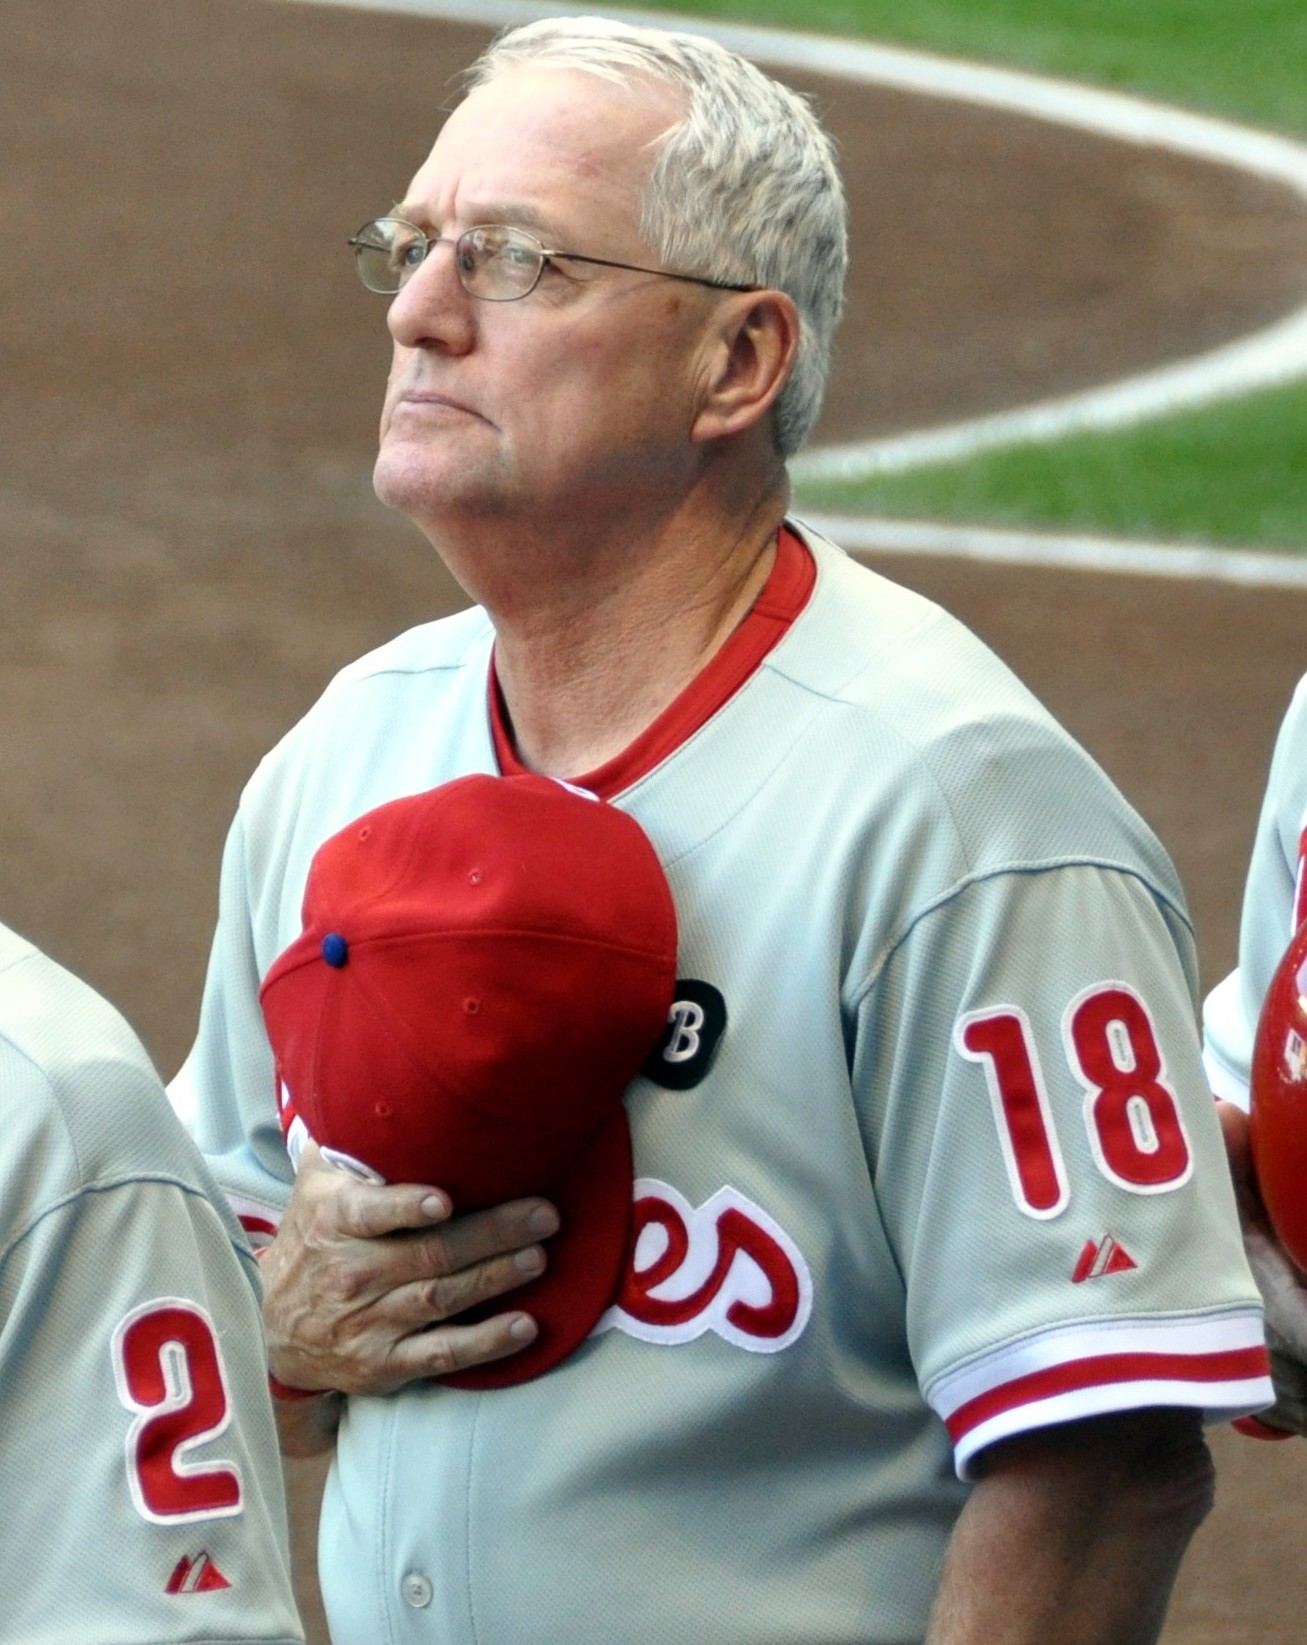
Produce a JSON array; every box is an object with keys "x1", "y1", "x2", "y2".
[{"x1": 401, "y1": 1571, "x2": 434, "y2": 1609}]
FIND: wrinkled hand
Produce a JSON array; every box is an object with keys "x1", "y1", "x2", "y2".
[
  {"x1": 1219, "y1": 1099, "x2": 1307, "y2": 1434},
  {"x1": 260, "y1": 1139, "x2": 560, "y2": 1397}
]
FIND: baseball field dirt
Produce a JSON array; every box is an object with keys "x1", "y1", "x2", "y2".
[{"x1": 4, "y1": 1, "x2": 1307, "y2": 1638}]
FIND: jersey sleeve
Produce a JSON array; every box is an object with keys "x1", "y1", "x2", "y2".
[
  {"x1": 0, "y1": 1061, "x2": 302, "y2": 1641},
  {"x1": 1203, "y1": 673, "x2": 1307, "y2": 1109},
  {"x1": 169, "y1": 806, "x2": 294, "y2": 1237},
  {"x1": 854, "y1": 860, "x2": 1272, "y2": 1479}
]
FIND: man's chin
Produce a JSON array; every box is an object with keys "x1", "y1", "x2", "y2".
[
  {"x1": 373, "y1": 448, "x2": 444, "y2": 515},
  {"x1": 374, "y1": 454, "x2": 509, "y2": 528}
]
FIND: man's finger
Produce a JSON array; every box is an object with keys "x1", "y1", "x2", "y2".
[
  {"x1": 405, "y1": 1197, "x2": 560, "y2": 1278},
  {"x1": 386, "y1": 1310, "x2": 542, "y2": 1387},
  {"x1": 295, "y1": 1139, "x2": 452, "y2": 1241},
  {"x1": 311, "y1": 1199, "x2": 555, "y2": 1308},
  {"x1": 375, "y1": 1241, "x2": 550, "y2": 1331}
]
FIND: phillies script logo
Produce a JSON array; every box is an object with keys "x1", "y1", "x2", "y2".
[{"x1": 598, "y1": 1180, "x2": 812, "y2": 1351}]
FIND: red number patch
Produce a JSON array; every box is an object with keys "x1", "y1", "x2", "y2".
[
  {"x1": 955, "y1": 1008, "x2": 1068, "y2": 1217},
  {"x1": 959, "y1": 985, "x2": 1191, "y2": 1215},
  {"x1": 112, "y1": 1301, "x2": 243, "y2": 1523},
  {"x1": 1065, "y1": 984, "x2": 1192, "y2": 1192}
]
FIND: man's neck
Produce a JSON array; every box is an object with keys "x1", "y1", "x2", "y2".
[{"x1": 487, "y1": 489, "x2": 788, "y2": 779}]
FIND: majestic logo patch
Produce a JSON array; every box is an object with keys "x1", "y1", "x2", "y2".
[
  {"x1": 166, "y1": 1552, "x2": 231, "y2": 1594},
  {"x1": 1072, "y1": 1234, "x2": 1138, "y2": 1283},
  {"x1": 643, "y1": 980, "x2": 727, "y2": 1090},
  {"x1": 599, "y1": 1179, "x2": 811, "y2": 1350}
]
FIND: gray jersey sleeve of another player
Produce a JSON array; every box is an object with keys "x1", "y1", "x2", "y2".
[
  {"x1": 170, "y1": 807, "x2": 295, "y2": 1231},
  {"x1": 0, "y1": 1060, "x2": 302, "y2": 1641},
  {"x1": 1203, "y1": 674, "x2": 1307, "y2": 1109},
  {"x1": 854, "y1": 861, "x2": 1267, "y2": 1477}
]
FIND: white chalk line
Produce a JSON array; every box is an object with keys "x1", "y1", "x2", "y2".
[
  {"x1": 799, "y1": 514, "x2": 1307, "y2": 589},
  {"x1": 280, "y1": 0, "x2": 1307, "y2": 580}
]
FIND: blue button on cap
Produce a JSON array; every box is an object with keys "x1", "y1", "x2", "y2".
[{"x1": 322, "y1": 932, "x2": 349, "y2": 967}]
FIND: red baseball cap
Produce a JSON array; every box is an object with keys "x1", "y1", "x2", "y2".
[{"x1": 259, "y1": 773, "x2": 678, "y2": 1388}]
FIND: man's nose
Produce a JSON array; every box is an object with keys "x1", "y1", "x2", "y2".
[{"x1": 386, "y1": 242, "x2": 475, "y2": 353}]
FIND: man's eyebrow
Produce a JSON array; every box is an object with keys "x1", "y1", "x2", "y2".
[
  {"x1": 388, "y1": 200, "x2": 559, "y2": 237},
  {"x1": 479, "y1": 202, "x2": 554, "y2": 235}
]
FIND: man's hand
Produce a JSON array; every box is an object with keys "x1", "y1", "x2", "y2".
[
  {"x1": 260, "y1": 1139, "x2": 560, "y2": 1399},
  {"x1": 1218, "y1": 1098, "x2": 1307, "y2": 1434}
]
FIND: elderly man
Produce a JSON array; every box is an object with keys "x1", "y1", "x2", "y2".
[{"x1": 172, "y1": 17, "x2": 1272, "y2": 1645}]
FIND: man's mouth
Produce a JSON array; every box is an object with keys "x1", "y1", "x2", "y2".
[{"x1": 389, "y1": 388, "x2": 488, "y2": 425}]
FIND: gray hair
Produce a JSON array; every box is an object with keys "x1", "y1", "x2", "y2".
[{"x1": 464, "y1": 16, "x2": 848, "y2": 457}]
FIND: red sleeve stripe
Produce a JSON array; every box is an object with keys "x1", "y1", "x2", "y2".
[
  {"x1": 228, "y1": 1194, "x2": 283, "y2": 1250},
  {"x1": 1233, "y1": 1414, "x2": 1295, "y2": 1441},
  {"x1": 945, "y1": 1344, "x2": 1271, "y2": 1443}
]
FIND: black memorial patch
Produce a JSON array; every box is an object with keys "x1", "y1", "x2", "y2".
[{"x1": 643, "y1": 979, "x2": 727, "y2": 1090}]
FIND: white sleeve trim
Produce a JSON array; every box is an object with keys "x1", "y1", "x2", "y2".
[
  {"x1": 226, "y1": 1194, "x2": 282, "y2": 1246},
  {"x1": 927, "y1": 1308, "x2": 1272, "y2": 1479}
]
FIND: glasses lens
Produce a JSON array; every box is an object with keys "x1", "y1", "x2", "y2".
[
  {"x1": 351, "y1": 220, "x2": 426, "y2": 294},
  {"x1": 458, "y1": 225, "x2": 543, "y2": 301}
]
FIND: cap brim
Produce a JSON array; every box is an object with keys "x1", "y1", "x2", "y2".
[{"x1": 437, "y1": 1104, "x2": 633, "y2": 1390}]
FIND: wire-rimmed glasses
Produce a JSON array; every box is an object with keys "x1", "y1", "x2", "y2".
[{"x1": 348, "y1": 218, "x2": 756, "y2": 302}]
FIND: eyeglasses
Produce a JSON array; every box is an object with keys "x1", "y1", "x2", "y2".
[{"x1": 348, "y1": 218, "x2": 756, "y2": 302}]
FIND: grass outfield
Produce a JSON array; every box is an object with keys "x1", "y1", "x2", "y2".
[
  {"x1": 797, "y1": 381, "x2": 1307, "y2": 549},
  {"x1": 632, "y1": 0, "x2": 1307, "y2": 550},
  {"x1": 635, "y1": 1, "x2": 1307, "y2": 133}
]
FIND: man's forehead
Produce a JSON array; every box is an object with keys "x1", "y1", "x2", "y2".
[
  {"x1": 457, "y1": 60, "x2": 682, "y2": 122},
  {"x1": 402, "y1": 67, "x2": 680, "y2": 229}
]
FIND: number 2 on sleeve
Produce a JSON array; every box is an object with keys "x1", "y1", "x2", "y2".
[
  {"x1": 956, "y1": 984, "x2": 1191, "y2": 1218},
  {"x1": 112, "y1": 1300, "x2": 244, "y2": 1523}
]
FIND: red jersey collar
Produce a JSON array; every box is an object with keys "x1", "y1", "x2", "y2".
[{"x1": 490, "y1": 524, "x2": 815, "y2": 799}]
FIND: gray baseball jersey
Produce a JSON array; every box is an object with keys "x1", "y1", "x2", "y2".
[
  {"x1": 1204, "y1": 673, "x2": 1307, "y2": 1108},
  {"x1": 0, "y1": 921, "x2": 302, "y2": 1643},
  {"x1": 172, "y1": 524, "x2": 1269, "y2": 1645}
]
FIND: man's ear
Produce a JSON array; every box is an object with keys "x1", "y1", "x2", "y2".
[{"x1": 691, "y1": 290, "x2": 800, "y2": 446}]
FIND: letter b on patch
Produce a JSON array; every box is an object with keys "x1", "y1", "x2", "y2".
[{"x1": 643, "y1": 979, "x2": 727, "y2": 1090}]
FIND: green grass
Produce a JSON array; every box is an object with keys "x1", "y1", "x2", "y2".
[
  {"x1": 797, "y1": 381, "x2": 1307, "y2": 549},
  {"x1": 638, "y1": 1, "x2": 1307, "y2": 135},
  {"x1": 628, "y1": 0, "x2": 1307, "y2": 548}
]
